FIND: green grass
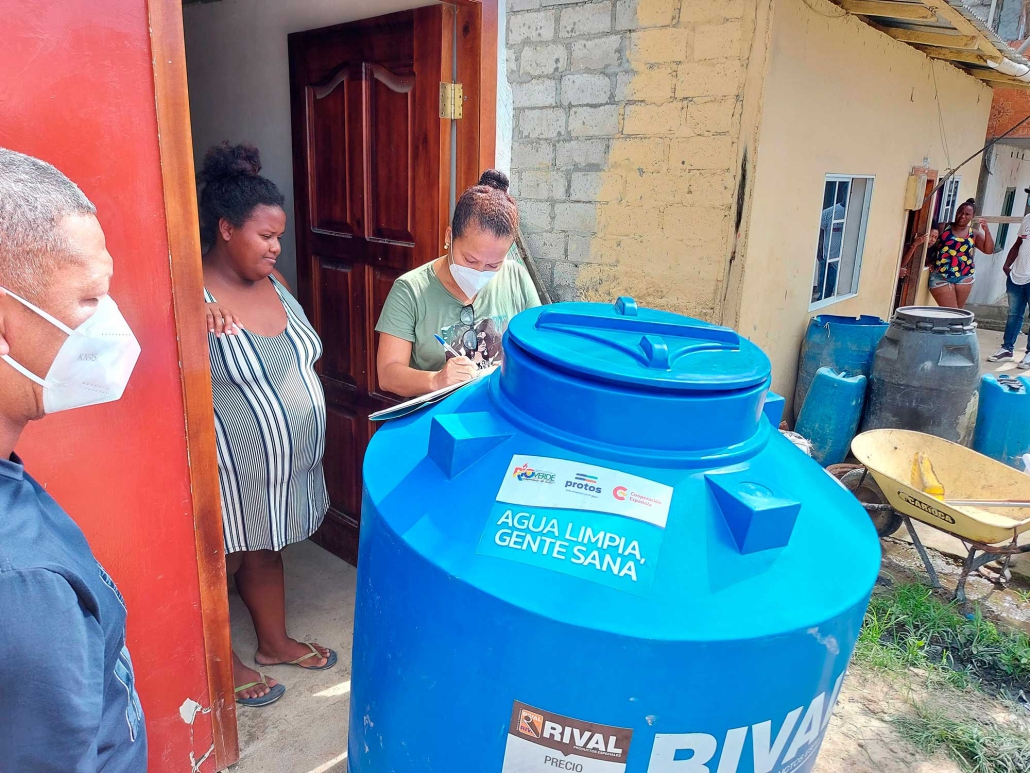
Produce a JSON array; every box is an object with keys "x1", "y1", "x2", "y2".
[
  {"x1": 892, "y1": 702, "x2": 1030, "y2": 773},
  {"x1": 1014, "y1": 588, "x2": 1030, "y2": 604},
  {"x1": 855, "y1": 583, "x2": 1030, "y2": 693}
]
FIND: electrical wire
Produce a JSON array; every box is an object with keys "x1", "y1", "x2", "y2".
[
  {"x1": 930, "y1": 61, "x2": 951, "y2": 168},
  {"x1": 922, "y1": 111, "x2": 1030, "y2": 206}
]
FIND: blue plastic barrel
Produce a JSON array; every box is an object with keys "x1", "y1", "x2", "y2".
[
  {"x1": 795, "y1": 368, "x2": 867, "y2": 467},
  {"x1": 351, "y1": 297, "x2": 880, "y2": 773},
  {"x1": 972, "y1": 374, "x2": 1030, "y2": 469},
  {"x1": 793, "y1": 315, "x2": 887, "y2": 421}
]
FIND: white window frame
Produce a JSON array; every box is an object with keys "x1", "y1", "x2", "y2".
[
  {"x1": 937, "y1": 176, "x2": 962, "y2": 224},
  {"x1": 809, "y1": 174, "x2": 875, "y2": 312}
]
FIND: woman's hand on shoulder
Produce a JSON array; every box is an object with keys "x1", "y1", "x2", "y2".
[
  {"x1": 431, "y1": 356, "x2": 476, "y2": 391},
  {"x1": 205, "y1": 302, "x2": 243, "y2": 337}
]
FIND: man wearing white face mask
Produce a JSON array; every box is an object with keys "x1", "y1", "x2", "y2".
[
  {"x1": 376, "y1": 169, "x2": 541, "y2": 397},
  {"x1": 0, "y1": 148, "x2": 146, "y2": 772}
]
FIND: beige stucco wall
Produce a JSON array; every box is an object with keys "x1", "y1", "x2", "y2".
[{"x1": 733, "y1": 0, "x2": 992, "y2": 410}]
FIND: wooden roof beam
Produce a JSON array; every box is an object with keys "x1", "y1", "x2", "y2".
[
  {"x1": 913, "y1": 44, "x2": 996, "y2": 66},
  {"x1": 839, "y1": 0, "x2": 937, "y2": 21},
  {"x1": 970, "y1": 70, "x2": 1030, "y2": 89},
  {"x1": 882, "y1": 27, "x2": 979, "y2": 49},
  {"x1": 916, "y1": 0, "x2": 1006, "y2": 59}
]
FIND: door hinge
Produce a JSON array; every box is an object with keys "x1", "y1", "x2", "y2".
[{"x1": 440, "y1": 82, "x2": 463, "y2": 120}]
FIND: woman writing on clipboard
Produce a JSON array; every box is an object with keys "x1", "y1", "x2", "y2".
[{"x1": 375, "y1": 170, "x2": 541, "y2": 397}]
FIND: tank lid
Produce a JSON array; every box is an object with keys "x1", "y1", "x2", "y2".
[
  {"x1": 893, "y1": 306, "x2": 976, "y2": 332},
  {"x1": 506, "y1": 297, "x2": 770, "y2": 392}
]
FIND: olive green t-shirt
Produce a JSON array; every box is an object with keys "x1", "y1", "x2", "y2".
[{"x1": 375, "y1": 258, "x2": 541, "y2": 372}]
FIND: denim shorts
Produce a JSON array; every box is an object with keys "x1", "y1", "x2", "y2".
[{"x1": 928, "y1": 272, "x2": 974, "y2": 289}]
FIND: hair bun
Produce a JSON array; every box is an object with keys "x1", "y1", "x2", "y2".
[
  {"x1": 478, "y1": 169, "x2": 510, "y2": 193},
  {"x1": 198, "y1": 142, "x2": 263, "y2": 185}
]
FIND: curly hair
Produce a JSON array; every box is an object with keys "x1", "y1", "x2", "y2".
[{"x1": 197, "y1": 142, "x2": 284, "y2": 249}]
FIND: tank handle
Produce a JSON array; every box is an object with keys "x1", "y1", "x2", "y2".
[
  {"x1": 534, "y1": 304, "x2": 741, "y2": 370},
  {"x1": 998, "y1": 374, "x2": 1027, "y2": 393},
  {"x1": 706, "y1": 471, "x2": 800, "y2": 554},
  {"x1": 534, "y1": 305, "x2": 740, "y2": 347}
]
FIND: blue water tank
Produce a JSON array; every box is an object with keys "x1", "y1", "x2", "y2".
[
  {"x1": 795, "y1": 368, "x2": 867, "y2": 467},
  {"x1": 793, "y1": 315, "x2": 887, "y2": 421},
  {"x1": 972, "y1": 374, "x2": 1030, "y2": 469},
  {"x1": 350, "y1": 298, "x2": 880, "y2": 773}
]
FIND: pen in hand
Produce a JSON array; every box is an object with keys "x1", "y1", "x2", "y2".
[{"x1": 434, "y1": 334, "x2": 463, "y2": 359}]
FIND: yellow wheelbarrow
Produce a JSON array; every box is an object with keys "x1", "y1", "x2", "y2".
[{"x1": 834, "y1": 429, "x2": 1030, "y2": 602}]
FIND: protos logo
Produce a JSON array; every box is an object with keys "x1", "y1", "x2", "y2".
[
  {"x1": 613, "y1": 486, "x2": 628, "y2": 501},
  {"x1": 566, "y1": 473, "x2": 602, "y2": 494},
  {"x1": 513, "y1": 464, "x2": 556, "y2": 484}
]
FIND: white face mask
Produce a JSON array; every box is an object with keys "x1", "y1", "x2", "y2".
[
  {"x1": 1, "y1": 288, "x2": 141, "y2": 414},
  {"x1": 449, "y1": 255, "x2": 499, "y2": 299}
]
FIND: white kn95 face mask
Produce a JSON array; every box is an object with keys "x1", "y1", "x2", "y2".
[{"x1": 0, "y1": 288, "x2": 141, "y2": 414}]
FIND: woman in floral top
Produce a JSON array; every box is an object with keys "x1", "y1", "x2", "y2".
[{"x1": 929, "y1": 198, "x2": 994, "y2": 309}]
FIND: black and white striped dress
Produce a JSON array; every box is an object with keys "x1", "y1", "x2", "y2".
[{"x1": 205, "y1": 278, "x2": 328, "y2": 553}]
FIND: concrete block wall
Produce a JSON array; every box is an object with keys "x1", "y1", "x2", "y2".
[{"x1": 506, "y1": 0, "x2": 752, "y2": 318}]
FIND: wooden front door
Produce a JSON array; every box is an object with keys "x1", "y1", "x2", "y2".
[
  {"x1": 895, "y1": 169, "x2": 939, "y2": 311},
  {"x1": 289, "y1": 7, "x2": 453, "y2": 563}
]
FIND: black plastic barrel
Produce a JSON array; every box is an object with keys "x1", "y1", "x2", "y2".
[{"x1": 860, "y1": 307, "x2": 981, "y2": 443}]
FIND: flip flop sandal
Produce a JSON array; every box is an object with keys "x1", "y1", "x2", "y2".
[
  {"x1": 258, "y1": 643, "x2": 338, "y2": 671},
  {"x1": 235, "y1": 676, "x2": 286, "y2": 708}
]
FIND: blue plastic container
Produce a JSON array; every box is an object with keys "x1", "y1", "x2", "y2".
[
  {"x1": 795, "y1": 368, "x2": 867, "y2": 467},
  {"x1": 793, "y1": 315, "x2": 887, "y2": 421},
  {"x1": 351, "y1": 298, "x2": 880, "y2": 773},
  {"x1": 972, "y1": 374, "x2": 1030, "y2": 469}
]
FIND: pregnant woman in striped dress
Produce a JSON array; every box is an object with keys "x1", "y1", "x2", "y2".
[{"x1": 198, "y1": 143, "x2": 335, "y2": 707}]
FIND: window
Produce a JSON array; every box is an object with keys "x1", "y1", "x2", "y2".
[
  {"x1": 811, "y1": 175, "x2": 874, "y2": 308},
  {"x1": 936, "y1": 176, "x2": 962, "y2": 224},
  {"x1": 997, "y1": 187, "x2": 1017, "y2": 253}
]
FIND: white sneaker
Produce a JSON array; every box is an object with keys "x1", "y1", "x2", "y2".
[
  {"x1": 1019, "y1": 352, "x2": 1030, "y2": 370},
  {"x1": 988, "y1": 348, "x2": 1014, "y2": 362}
]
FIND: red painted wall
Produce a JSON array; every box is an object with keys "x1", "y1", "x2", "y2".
[
  {"x1": 988, "y1": 87, "x2": 1030, "y2": 140},
  {"x1": 2, "y1": 2, "x2": 217, "y2": 770}
]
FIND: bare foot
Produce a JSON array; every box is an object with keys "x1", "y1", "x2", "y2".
[
  {"x1": 254, "y1": 639, "x2": 331, "y2": 669},
  {"x1": 233, "y1": 651, "x2": 279, "y2": 700}
]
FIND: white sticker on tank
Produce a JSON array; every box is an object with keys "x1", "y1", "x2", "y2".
[
  {"x1": 501, "y1": 700, "x2": 633, "y2": 773},
  {"x1": 496, "y1": 455, "x2": 673, "y2": 528}
]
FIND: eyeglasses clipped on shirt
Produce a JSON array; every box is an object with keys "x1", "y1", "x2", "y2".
[{"x1": 457, "y1": 303, "x2": 478, "y2": 352}]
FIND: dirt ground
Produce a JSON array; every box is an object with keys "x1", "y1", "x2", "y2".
[
  {"x1": 814, "y1": 666, "x2": 964, "y2": 773},
  {"x1": 812, "y1": 535, "x2": 1030, "y2": 773}
]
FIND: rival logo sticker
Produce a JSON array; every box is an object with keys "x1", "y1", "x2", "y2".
[{"x1": 501, "y1": 700, "x2": 633, "y2": 773}]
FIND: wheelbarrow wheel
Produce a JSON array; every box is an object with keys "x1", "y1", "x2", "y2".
[{"x1": 837, "y1": 467, "x2": 903, "y2": 538}]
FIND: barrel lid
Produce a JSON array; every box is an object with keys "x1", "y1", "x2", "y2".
[
  {"x1": 506, "y1": 297, "x2": 770, "y2": 392},
  {"x1": 893, "y1": 306, "x2": 976, "y2": 332}
]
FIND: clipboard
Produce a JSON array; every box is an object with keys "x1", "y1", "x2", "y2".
[{"x1": 369, "y1": 366, "x2": 496, "y2": 422}]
